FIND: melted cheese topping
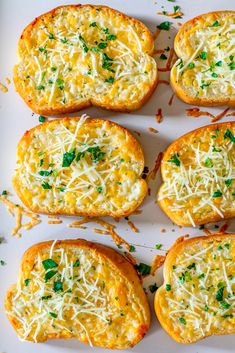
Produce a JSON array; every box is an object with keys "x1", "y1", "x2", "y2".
[
  {"x1": 6, "y1": 241, "x2": 147, "y2": 347},
  {"x1": 158, "y1": 238, "x2": 235, "y2": 342},
  {"x1": 158, "y1": 124, "x2": 235, "y2": 226},
  {"x1": 14, "y1": 5, "x2": 157, "y2": 111},
  {"x1": 13, "y1": 116, "x2": 147, "y2": 217},
  {"x1": 172, "y1": 13, "x2": 235, "y2": 99}
]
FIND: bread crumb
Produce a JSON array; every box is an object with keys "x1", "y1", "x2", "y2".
[
  {"x1": 127, "y1": 220, "x2": 139, "y2": 233},
  {"x1": 151, "y1": 255, "x2": 166, "y2": 275},
  {"x1": 0, "y1": 82, "x2": 8, "y2": 93},
  {"x1": 148, "y1": 127, "x2": 158, "y2": 134},
  {"x1": 160, "y1": 228, "x2": 166, "y2": 233},
  {"x1": 155, "y1": 108, "x2": 163, "y2": 123},
  {"x1": 5, "y1": 77, "x2": 11, "y2": 85},
  {"x1": 48, "y1": 220, "x2": 63, "y2": 224}
]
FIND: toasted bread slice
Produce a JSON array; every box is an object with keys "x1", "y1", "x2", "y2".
[
  {"x1": 171, "y1": 11, "x2": 235, "y2": 106},
  {"x1": 13, "y1": 116, "x2": 147, "y2": 217},
  {"x1": 5, "y1": 239, "x2": 150, "y2": 348},
  {"x1": 157, "y1": 122, "x2": 235, "y2": 226},
  {"x1": 14, "y1": 4, "x2": 157, "y2": 115},
  {"x1": 155, "y1": 233, "x2": 235, "y2": 343}
]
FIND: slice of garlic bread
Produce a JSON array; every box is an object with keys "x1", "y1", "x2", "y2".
[
  {"x1": 14, "y1": 4, "x2": 157, "y2": 115},
  {"x1": 157, "y1": 122, "x2": 235, "y2": 226},
  {"x1": 13, "y1": 116, "x2": 147, "y2": 217},
  {"x1": 155, "y1": 233, "x2": 235, "y2": 343},
  {"x1": 5, "y1": 239, "x2": 150, "y2": 348},
  {"x1": 171, "y1": 11, "x2": 235, "y2": 106}
]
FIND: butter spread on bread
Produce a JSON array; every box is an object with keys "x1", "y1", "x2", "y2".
[
  {"x1": 155, "y1": 234, "x2": 235, "y2": 343},
  {"x1": 171, "y1": 11, "x2": 235, "y2": 106},
  {"x1": 13, "y1": 116, "x2": 147, "y2": 217},
  {"x1": 5, "y1": 239, "x2": 150, "y2": 348},
  {"x1": 158, "y1": 122, "x2": 235, "y2": 226},
  {"x1": 14, "y1": 4, "x2": 157, "y2": 115}
]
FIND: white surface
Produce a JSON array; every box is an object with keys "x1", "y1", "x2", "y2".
[{"x1": 0, "y1": 0, "x2": 235, "y2": 352}]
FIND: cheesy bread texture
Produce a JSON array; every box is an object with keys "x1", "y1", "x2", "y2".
[
  {"x1": 158, "y1": 122, "x2": 235, "y2": 227},
  {"x1": 14, "y1": 4, "x2": 157, "y2": 115},
  {"x1": 171, "y1": 11, "x2": 235, "y2": 106},
  {"x1": 5, "y1": 239, "x2": 150, "y2": 348},
  {"x1": 13, "y1": 116, "x2": 147, "y2": 217},
  {"x1": 155, "y1": 234, "x2": 235, "y2": 343}
]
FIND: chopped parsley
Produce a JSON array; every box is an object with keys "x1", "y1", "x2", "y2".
[
  {"x1": 188, "y1": 62, "x2": 195, "y2": 69},
  {"x1": 105, "y1": 76, "x2": 114, "y2": 84},
  {"x1": 0, "y1": 260, "x2": 6, "y2": 266},
  {"x1": 96, "y1": 186, "x2": 102, "y2": 193},
  {"x1": 224, "y1": 243, "x2": 230, "y2": 249},
  {"x1": 155, "y1": 243, "x2": 162, "y2": 250},
  {"x1": 215, "y1": 286, "x2": 224, "y2": 302},
  {"x1": 212, "y1": 190, "x2": 222, "y2": 198},
  {"x1": 179, "y1": 317, "x2": 186, "y2": 325},
  {"x1": 225, "y1": 179, "x2": 232, "y2": 187},
  {"x1": 42, "y1": 182, "x2": 52, "y2": 190},
  {"x1": 38, "y1": 170, "x2": 52, "y2": 176},
  {"x1": 212, "y1": 72, "x2": 218, "y2": 78},
  {"x1": 149, "y1": 283, "x2": 158, "y2": 293},
  {"x1": 53, "y1": 281, "x2": 63, "y2": 292},
  {"x1": 78, "y1": 34, "x2": 89, "y2": 53},
  {"x1": 198, "y1": 273, "x2": 205, "y2": 279},
  {"x1": 37, "y1": 85, "x2": 45, "y2": 90},
  {"x1": 60, "y1": 37, "x2": 68, "y2": 44},
  {"x1": 205, "y1": 157, "x2": 213, "y2": 168},
  {"x1": 49, "y1": 312, "x2": 58, "y2": 318},
  {"x1": 62, "y1": 149, "x2": 76, "y2": 167},
  {"x1": 211, "y1": 20, "x2": 220, "y2": 27},
  {"x1": 187, "y1": 262, "x2": 196, "y2": 270},
  {"x1": 98, "y1": 42, "x2": 108, "y2": 49},
  {"x1": 102, "y1": 53, "x2": 115, "y2": 72},
  {"x1": 39, "y1": 115, "x2": 45, "y2": 123},
  {"x1": 51, "y1": 67, "x2": 57, "y2": 72},
  {"x1": 200, "y1": 82, "x2": 211, "y2": 89},
  {"x1": 56, "y1": 78, "x2": 64, "y2": 90},
  {"x1": 228, "y1": 62, "x2": 235, "y2": 70},
  {"x1": 44, "y1": 270, "x2": 57, "y2": 282},
  {"x1": 167, "y1": 153, "x2": 180, "y2": 166},
  {"x1": 73, "y1": 259, "x2": 80, "y2": 267},
  {"x1": 48, "y1": 33, "x2": 55, "y2": 39},
  {"x1": 166, "y1": 283, "x2": 171, "y2": 291},
  {"x1": 41, "y1": 295, "x2": 52, "y2": 300},
  {"x1": 224, "y1": 129, "x2": 235, "y2": 143},
  {"x1": 160, "y1": 54, "x2": 167, "y2": 60},
  {"x1": 89, "y1": 22, "x2": 97, "y2": 27},
  {"x1": 136, "y1": 263, "x2": 151, "y2": 275},
  {"x1": 24, "y1": 278, "x2": 30, "y2": 286},
  {"x1": 220, "y1": 301, "x2": 231, "y2": 309},
  {"x1": 157, "y1": 21, "x2": 172, "y2": 31},
  {"x1": 199, "y1": 51, "x2": 207, "y2": 60},
  {"x1": 2, "y1": 190, "x2": 7, "y2": 195},
  {"x1": 42, "y1": 259, "x2": 58, "y2": 270},
  {"x1": 87, "y1": 146, "x2": 105, "y2": 162},
  {"x1": 129, "y1": 245, "x2": 136, "y2": 252},
  {"x1": 215, "y1": 60, "x2": 222, "y2": 67},
  {"x1": 106, "y1": 34, "x2": 117, "y2": 41}
]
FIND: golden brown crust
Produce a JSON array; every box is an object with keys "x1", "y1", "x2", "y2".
[
  {"x1": 14, "y1": 4, "x2": 158, "y2": 115},
  {"x1": 171, "y1": 11, "x2": 235, "y2": 107},
  {"x1": 5, "y1": 239, "x2": 150, "y2": 348},
  {"x1": 157, "y1": 121, "x2": 235, "y2": 226},
  {"x1": 154, "y1": 233, "x2": 235, "y2": 343},
  {"x1": 13, "y1": 116, "x2": 147, "y2": 217}
]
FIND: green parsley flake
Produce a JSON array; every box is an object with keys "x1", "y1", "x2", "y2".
[
  {"x1": 157, "y1": 21, "x2": 172, "y2": 31},
  {"x1": 167, "y1": 153, "x2": 180, "y2": 166}
]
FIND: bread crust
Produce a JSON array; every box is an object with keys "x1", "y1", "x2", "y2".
[
  {"x1": 5, "y1": 239, "x2": 150, "y2": 348},
  {"x1": 14, "y1": 4, "x2": 158, "y2": 115},
  {"x1": 171, "y1": 11, "x2": 235, "y2": 107},
  {"x1": 154, "y1": 233, "x2": 235, "y2": 343},
  {"x1": 157, "y1": 121, "x2": 235, "y2": 226},
  {"x1": 13, "y1": 116, "x2": 148, "y2": 217}
]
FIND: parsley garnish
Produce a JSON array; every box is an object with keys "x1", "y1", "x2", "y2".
[
  {"x1": 87, "y1": 146, "x2": 105, "y2": 162},
  {"x1": 215, "y1": 60, "x2": 222, "y2": 66},
  {"x1": 160, "y1": 54, "x2": 167, "y2": 60},
  {"x1": 205, "y1": 157, "x2": 213, "y2": 168},
  {"x1": 211, "y1": 20, "x2": 220, "y2": 27},
  {"x1": 166, "y1": 284, "x2": 171, "y2": 291},
  {"x1": 129, "y1": 245, "x2": 136, "y2": 252},
  {"x1": 106, "y1": 34, "x2": 117, "y2": 41},
  {"x1": 199, "y1": 51, "x2": 207, "y2": 60},
  {"x1": 136, "y1": 263, "x2": 151, "y2": 275},
  {"x1": 102, "y1": 53, "x2": 114, "y2": 72},
  {"x1": 221, "y1": 301, "x2": 231, "y2": 309},
  {"x1": 167, "y1": 153, "x2": 180, "y2": 166},
  {"x1": 149, "y1": 283, "x2": 158, "y2": 293},
  {"x1": 48, "y1": 33, "x2": 55, "y2": 39},
  {"x1": 225, "y1": 179, "x2": 232, "y2": 187},
  {"x1": 53, "y1": 281, "x2": 63, "y2": 292},
  {"x1": 73, "y1": 259, "x2": 80, "y2": 267},
  {"x1": 38, "y1": 170, "x2": 52, "y2": 176},
  {"x1": 42, "y1": 259, "x2": 58, "y2": 270},
  {"x1": 179, "y1": 317, "x2": 186, "y2": 325},
  {"x1": 51, "y1": 67, "x2": 57, "y2": 72},
  {"x1": 44, "y1": 270, "x2": 57, "y2": 282},
  {"x1": 98, "y1": 42, "x2": 108, "y2": 49},
  {"x1": 37, "y1": 85, "x2": 45, "y2": 90},
  {"x1": 200, "y1": 82, "x2": 211, "y2": 89},
  {"x1": 105, "y1": 76, "x2": 114, "y2": 83},
  {"x1": 212, "y1": 190, "x2": 222, "y2": 198},
  {"x1": 89, "y1": 22, "x2": 97, "y2": 27},
  {"x1": 155, "y1": 243, "x2": 162, "y2": 250},
  {"x1": 56, "y1": 78, "x2": 64, "y2": 90},
  {"x1": 187, "y1": 262, "x2": 196, "y2": 270},
  {"x1": 41, "y1": 295, "x2": 52, "y2": 300},
  {"x1": 78, "y1": 34, "x2": 89, "y2": 53},
  {"x1": 62, "y1": 149, "x2": 76, "y2": 167},
  {"x1": 60, "y1": 37, "x2": 68, "y2": 44},
  {"x1": 49, "y1": 312, "x2": 57, "y2": 318},
  {"x1": 188, "y1": 62, "x2": 195, "y2": 69},
  {"x1": 24, "y1": 278, "x2": 30, "y2": 286},
  {"x1": 96, "y1": 186, "x2": 102, "y2": 193},
  {"x1": 212, "y1": 72, "x2": 218, "y2": 78},
  {"x1": 42, "y1": 182, "x2": 52, "y2": 189},
  {"x1": 157, "y1": 21, "x2": 172, "y2": 31},
  {"x1": 224, "y1": 129, "x2": 235, "y2": 143},
  {"x1": 216, "y1": 286, "x2": 224, "y2": 301}
]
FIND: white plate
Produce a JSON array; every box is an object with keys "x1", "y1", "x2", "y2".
[{"x1": 0, "y1": 0, "x2": 234, "y2": 352}]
